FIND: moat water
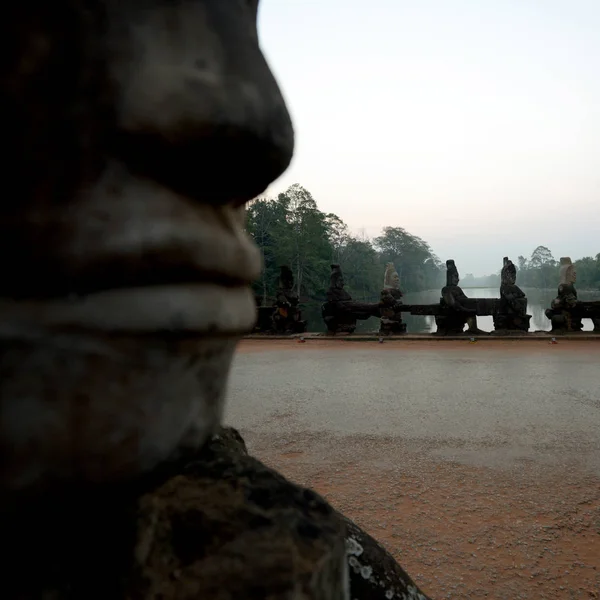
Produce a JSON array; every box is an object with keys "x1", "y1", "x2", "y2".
[{"x1": 301, "y1": 287, "x2": 600, "y2": 333}]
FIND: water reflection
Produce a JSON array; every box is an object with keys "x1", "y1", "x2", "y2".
[{"x1": 301, "y1": 288, "x2": 600, "y2": 333}]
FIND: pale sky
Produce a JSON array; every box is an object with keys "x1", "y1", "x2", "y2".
[{"x1": 258, "y1": 0, "x2": 600, "y2": 276}]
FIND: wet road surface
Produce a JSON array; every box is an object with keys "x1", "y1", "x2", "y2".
[{"x1": 225, "y1": 340, "x2": 600, "y2": 473}]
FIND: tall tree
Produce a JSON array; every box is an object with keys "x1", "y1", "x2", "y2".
[
  {"x1": 280, "y1": 184, "x2": 332, "y2": 297},
  {"x1": 373, "y1": 227, "x2": 443, "y2": 292},
  {"x1": 529, "y1": 246, "x2": 556, "y2": 288},
  {"x1": 338, "y1": 237, "x2": 381, "y2": 301},
  {"x1": 246, "y1": 197, "x2": 289, "y2": 303},
  {"x1": 517, "y1": 255, "x2": 528, "y2": 272}
]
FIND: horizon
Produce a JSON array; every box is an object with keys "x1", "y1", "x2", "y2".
[{"x1": 257, "y1": 0, "x2": 600, "y2": 278}]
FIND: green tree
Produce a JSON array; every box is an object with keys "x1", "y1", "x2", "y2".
[
  {"x1": 575, "y1": 256, "x2": 600, "y2": 290},
  {"x1": 528, "y1": 245, "x2": 557, "y2": 288},
  {"x1": 373, "y1": 227, "x2": 443, "y2": 292},
  {"x1": 275, "y1": 184, "x2": 334, "y2": 298},
  {"x1": 338, "y1": 237, "x2": 381, "y2": 301},
  {"x1": 517, "y1": 255, "x2": 528, "y2": 272},
  {"x1": 325, "y1": 213, "x2": 350, "y2": 264},
  {"x1": 246, "y1": 197, "x2": 289, "y2": 303}
]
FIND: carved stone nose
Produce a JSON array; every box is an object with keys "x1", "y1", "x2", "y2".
[{"x1": 111, "y1": 0, "x2": 295, "y2": 205}]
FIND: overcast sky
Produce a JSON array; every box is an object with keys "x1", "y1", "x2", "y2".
[{"x1": 258, "y1": 0, "x2": 600, "y2": 276}]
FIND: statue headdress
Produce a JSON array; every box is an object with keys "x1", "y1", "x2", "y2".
[
  {"x1": 501, "y1": 257, "x2": 516, "y2": 285},
  {"x1": 446, "y1": 259, "x2": 459, "y2": 286},
  {"x1": 278, "y1": 265, "x2": 294, "y2": 290},
  {"x1": 383, "y1": 262, "x2": 400, "y2": 290},
  {"x1": 558, "y1": 257, "x2": 574, "y2": 286},
  {"x1": 329, "y1": 264, "x2": 344, "y2": 288}
]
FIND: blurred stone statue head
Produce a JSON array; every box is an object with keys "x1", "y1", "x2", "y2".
[
  {"x1": 383, "y1": 262, "x2": 401, "y2": 290},
  {"x1": 558, "y1": 257, "x2": 576, "y2": 285},
  {"x1": 446, "y1": 259, "x2": 459, "y2": 287},
  {"x1": 330, "y1": 264, "x2": 345, "y2": 290},
  {"x1": 0, "y1": 0, "x2": 293, "y2": 500},
  {"x1": 279, "y1": 266, "x2": 295, "y2": 291},
  {"x1": 501, "y1": 257, "x2": 517, "y2": 286}
]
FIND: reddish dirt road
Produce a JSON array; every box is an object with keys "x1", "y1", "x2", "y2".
[
  {"x1": 245, "y1": 432, "x2": 600, "y2": 599},
  {"x1": 232, "y1": 340, "x2": 600, "y2": 599}
]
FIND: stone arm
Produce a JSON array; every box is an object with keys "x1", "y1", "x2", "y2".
[
  {"x1": 344, "y1": 301, "x2": 383, "y2": 320},
  {"x1": 501, "y1": 285, "x2": 525, "y2": 302},
  {"x1": 441, "y1": 286, "x2": 476, "y2": 314},
  {"x1": 275, "y1": 292, "x2": 291, "y2": 307},
  {"x1": 380, "y1": 289, "x2": 403, "y2": 309},
  {"x1": 326, "y1": 290, "x2": 352, "y2": 303},
  {"x1": 558, "y1": 284, "x2": 578, "y2": 309}
]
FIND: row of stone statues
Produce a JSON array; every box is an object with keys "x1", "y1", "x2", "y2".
[
  {"x1": 321, "y1": 258, "x2": 527, "y2": 336},
  {"x1": 433, "y1": 257, "x2": 531, "y2": 335},
  {"x1": 255, "y1": 257, "x2": 600, "y2": 335}
]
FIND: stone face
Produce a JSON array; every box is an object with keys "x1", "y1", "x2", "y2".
[
  {"x1": 3, "y1": 428, "x2": 349, "y2": 599},
  {"x1": 0, "y1": 0, "x2": 294, "y2": 497}
]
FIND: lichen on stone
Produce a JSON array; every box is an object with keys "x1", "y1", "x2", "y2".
[{"x1": 346, "y1": 535, "x2": 364, "y2": 556}]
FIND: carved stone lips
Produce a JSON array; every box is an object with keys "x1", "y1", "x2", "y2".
[
  {"x1": 61, "y1": 166, "x2": 263, "y2": 292},
  {"x1": 0, "y1": 284, "x2": 258, "y2": 335},
  {"x1": 1, "y1": 167, "x2": 263, "y2": 335}
]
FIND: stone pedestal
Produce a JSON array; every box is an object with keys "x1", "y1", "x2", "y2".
[
  {"x1": 492, "y1": 312, "x2": 532, "y2": 333},
  {"x1": 434, "y1": 313, "x2": 468, "y2": 335},
  {"x1": 379, "y1": 317, "x2": 407, "y2": 335},
  {"x1": 545, "y1": 308, "x2": 584, "y2": 333},
  {"x1": 323, "y1": 309, "x2": 358, "y2": 335}
]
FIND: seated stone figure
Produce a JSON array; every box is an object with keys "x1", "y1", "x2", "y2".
[
  {"x1": 321, "y1": 264, "x2": 380, "y2": 334},
  {"x1": 379, "y1": 262, "x2": 407, "y2": 335},
  {"x1": 545, "y1": 257, "x2": 583, "y2": 332},
  {"x1": 435, "y1": 259, "x2": 482, "y2": 335},
  {"x1": 272, "y1": 265, "x2": 307, "y2": 333},
  {"x1": 322, "y1": 264, "x2": 357, "y2": 334},
  {"x1": 493, "y1": 257, "x2": 531, "y2": 332}
]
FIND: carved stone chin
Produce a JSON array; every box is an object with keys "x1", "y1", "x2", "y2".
[
  {"x1": 0, "y1": 0, "x2": 294, "y2": 498},
  {"x1": 1, "y1": 332, "x2": 236, "y2": 498}
]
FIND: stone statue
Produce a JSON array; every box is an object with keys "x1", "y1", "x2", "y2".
[
  {"x1": 545, "y1": 257, "x2": 583, "y2": 332},
  {"x1": 327, "y1": 264, "x2": 353, "y2": 303},
  {"x1": 0, "y1": 1, "x2": 430, "y2": 597},
  {"x1": 493, "y1": 257, "x2": 531, "y2": 332},
  {"x1": 272, "y1": 265, "x2": 307, "y2": 333},
  {"x1": 436, "y1": 259, "x2": 481, "y2": 335},
  {"x1": 322, "y1": 264, "x2": 357, "y2": 334},
  {"x1": 379, "y1": 262, "x2": 406, "y2": 335},
  {"x1": 322, "y1": 264, "x2": 380, "y2": 334}
]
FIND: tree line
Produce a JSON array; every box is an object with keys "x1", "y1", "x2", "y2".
[
  {"x1": 245, "y1": 184, "x2": 444, "y2": 303},
  {"x1": 465, "y1": 246, "x2": 600, "y2": 290},
  {"x1": 246, "y1": 185, "x2": 600, "y2": 302}
]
